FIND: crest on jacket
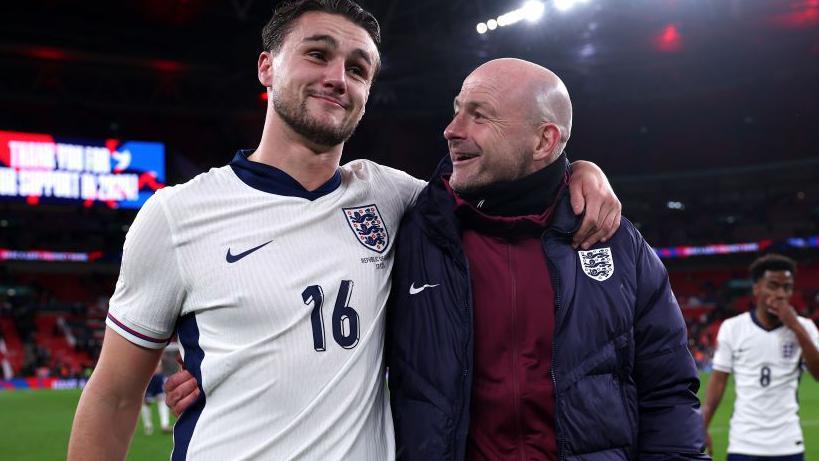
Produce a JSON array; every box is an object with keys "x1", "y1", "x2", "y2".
[
  {"x1": 342, "y1": 204, "x2": 389, "y2": 253},
  {"x1": 578, "y1": 247, "x2": 614, "y2": 281}
]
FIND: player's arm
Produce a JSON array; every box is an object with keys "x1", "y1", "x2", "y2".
[
  {"x1": 777, "y1": 305, "x2": 819, "y2": 380},
  {"x1": 631, "y1": 233, "x2": 710, "y2": 460},
  {"x1": 568, "y1": 160, "x2": 622, "y2": 250},
  {"x1": 68, "y1": 328, "x2": 163, "y2": 460},
  {"x1": 702, "y1": 319, "x2": 735, "y2": 455},
  {"x1": 701, "y1": 370, "x2": 729, "y2": 455},
  {"x1": 68, "y1": 192, "x2": 183, "y2": 458},
  {"x1": 801, "y1": 336, "x2": 819, "y2": 381},
  {"x1": 793, "y1": 323, "x2": 819, "y2": 381}
]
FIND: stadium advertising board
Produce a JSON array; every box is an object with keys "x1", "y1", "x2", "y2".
[
  {"x1": 0, "y1": 130, "x2": 165, "y2": 209},
  {"x1": 0, "y1": 378, "x2": 88, "y2": 391}
]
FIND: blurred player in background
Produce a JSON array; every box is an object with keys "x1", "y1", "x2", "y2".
[
  {"x1": 703, "y1": 254, "x2": 819, "y2": 460},
  {"x1": 0, "y1": 333, "x2": 13, "y2": 380},
  {"x1": 139, "y1": 345, "x2": 179, "y2": 435},
  {"x1": 140, "y1": 362, "x2": 171, "y2": 435}
]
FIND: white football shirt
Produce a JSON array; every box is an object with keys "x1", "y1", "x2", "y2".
[
  {"x1": 712, "y1": 310, "x2": 819, "y2": 456},
  {"x1": 106, "y1": 151, "x2": 424, "y2": 460}
]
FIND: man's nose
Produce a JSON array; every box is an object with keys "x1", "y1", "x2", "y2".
[
  {"x1": 323, "y1": 59, "x2": 347, "y2": 94},
  {"x1": 444, "y1": 113, "x2": 465, "y2": 140}
]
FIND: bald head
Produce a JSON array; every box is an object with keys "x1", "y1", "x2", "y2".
[
  {"x1": 466, "y1": 58, "x2": 573, "y2": 158},
  {"x1": 445, "y1": 58, "x2": 574, "y2": 193}
]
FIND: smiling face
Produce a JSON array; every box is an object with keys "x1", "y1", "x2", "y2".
[
  {"x1": 260, "y1": 11, "x2": 380, "y2": 147},
  {"x1": 443, "y1": 60, "x2": 567, "y2": 194}
]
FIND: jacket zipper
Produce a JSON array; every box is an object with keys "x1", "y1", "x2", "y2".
[
  {"x1": 455, "y1": 251, "x2": 474, "y2": 461},
  {"x1": 508, "y1": 244, "x2": 526, "y2": 461},
  {"x1": 543, "y1": 239, "x2": 566, "y2": 461}
]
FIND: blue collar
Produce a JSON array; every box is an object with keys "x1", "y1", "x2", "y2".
[
  {"x1": 750, "y1": 307, "x2": 782, "y2": 332},
  {"x1": 229, "y1": 149, "x2": 342, "y2": 200}
]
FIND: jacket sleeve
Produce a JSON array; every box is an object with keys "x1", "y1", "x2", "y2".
[{"x1": 632, "y1": 231, "x2": 711, "y2": 460}]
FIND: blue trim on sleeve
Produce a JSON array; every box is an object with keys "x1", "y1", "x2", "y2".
[
  {"x1": 229, "y1": 149, "x2": 341, "y2": 200},
  {"x1": 172, "y1": 313, "x2": 206, "y2": 461}
]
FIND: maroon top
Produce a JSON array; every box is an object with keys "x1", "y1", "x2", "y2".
[{"x1": 447, "y1": 181, "x2": 559, "y2": 461}]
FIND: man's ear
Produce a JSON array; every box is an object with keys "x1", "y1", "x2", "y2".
[
  {"x1": 258, "y1": 51, "x2": 273, "y2": 88},
  {"x1": 533, "y1": 123, "x2": 561, "y2": 162}
]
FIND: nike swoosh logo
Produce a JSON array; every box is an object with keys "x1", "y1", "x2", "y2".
[
  {"x1": 226, "y1": 240, "x2": 272, "y2": 263},
  {"x1": 409, "y1": 283, "x2": 440, "y2": 295}
]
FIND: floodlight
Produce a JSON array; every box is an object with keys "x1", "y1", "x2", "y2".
[
  {"x1": 522, "y1": 1, "x2": 545, "y2": 22},
  {"x1": 473, "y1": 0, "x2": 560, "y2": 35},
  {"x1": 497, "y1": 13, "x2": 511, "y2": 27},
  {"x1": 498, "y1": 8, "x2": 525, "y2": 27},
  {"x1": 554, "y1": 0, "x2": 575, "y2": 12}
]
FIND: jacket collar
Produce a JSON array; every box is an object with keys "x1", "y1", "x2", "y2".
[
  {"x1": 550, "y1": 184, "x2": 583, "y2": 236},
  {"x1": 415, "y1": 155, "x2": 582, "y2": 247},
  {"x1": 457, "y1": 152, "x2": 568, "y2": 217},
  {"x1": 413, "y1": 156, "x2": 462, "y2": 253}
]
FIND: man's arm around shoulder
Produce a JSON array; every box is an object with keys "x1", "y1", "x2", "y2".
[
  {"x1": 631, "y1": 228, "x2": 710, "y2": 460},
  {"x1": 68, "y1": 327, "x2": 163, "y2": 461}
]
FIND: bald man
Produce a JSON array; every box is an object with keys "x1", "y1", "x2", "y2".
[{"x1": 386, "y1": 59, "x2": 709, "y2": 460}]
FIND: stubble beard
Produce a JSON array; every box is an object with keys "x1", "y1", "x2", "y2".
[
  {"x1": 272, "y1": 89, "x2": 359, "y2": 148},
  {"x1": 449, "y1": 170, "x2": 484, "y2": 195},
  {"x1": 450, "y1": 148, "x2": 532, "y2": 195}
]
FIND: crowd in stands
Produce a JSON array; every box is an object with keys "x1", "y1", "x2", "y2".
[
  {"x1": 2, "y1": 257, "x2": 818, "y2": 379},
  {"x1": 618, "y1": 160, "x2": 819, "y2": 247},
  {"x1": 0, "y1": 269, "x2": 114, "y2": 379}
]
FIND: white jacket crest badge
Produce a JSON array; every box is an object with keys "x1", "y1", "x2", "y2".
[{"x1": 578, "y1": 247, "x2": 614, "y2": 281}]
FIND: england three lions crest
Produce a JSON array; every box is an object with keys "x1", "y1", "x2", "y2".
[
  {"x1": 782, "y1": 341, "x2": 796, "y2": 359},
  {"x1": 343, "y1": 204, "x2": 390, "y2": 254},
  {"x1": 579, "y1": 247, "x2": 614, "y2": 281}
]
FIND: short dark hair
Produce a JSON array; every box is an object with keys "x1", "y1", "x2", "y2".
[
  {"x1": 749, "y1": 253, "x2": 797, "y2": 282},
  {"x1": 262, "y1": 0, "x2": 381, "y2": 54}
]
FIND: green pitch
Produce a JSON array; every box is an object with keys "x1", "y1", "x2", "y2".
[
  {"x1": 0, "y1": 373, "x2": 817, "y2": 460},
  {"x1": 0, "y1": 389, "x2": 174, "y2": 460}
]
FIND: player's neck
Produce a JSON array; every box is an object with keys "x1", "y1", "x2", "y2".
[
  {"x1": 252, "y1": 115, "x2": 343, "y2": 191},
  {"x1": 754, "y1": 304, "x2": 781, "y2": 330}
]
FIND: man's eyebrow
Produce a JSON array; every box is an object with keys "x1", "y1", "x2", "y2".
[
  {"x1": 303, "y1": 34, "x2": 338, "y2": 48},
  {"x1": 351, "y1": 48, "x2": 373, "y2": 67},
  {"x1": 454, "y1": 98, "x2": 496, "y2": 115},
  {"x1": 767, "y1": 280, "x2": 793, "y2": 286},
  {"x1": 303, "y1": 34, "x2": 373, "y2": 67}
]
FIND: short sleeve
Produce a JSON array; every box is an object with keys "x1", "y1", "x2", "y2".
[
  {"x1": 711, "y1": 320, "x2": 734, "y2": 373},
  {"x1": 106, "y1": 193, "x2": 186, "y2": 349},
  {"x1": 382, "y1": 165, "x2": 426, "y2": 210},
  {"x1": 802, "y1": 318, "x2": 819, "y2": 348}
]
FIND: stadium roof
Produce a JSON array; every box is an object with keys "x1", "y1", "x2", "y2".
[{"x1": 0, "y1": 0, "x2": 816, "y2": 176}]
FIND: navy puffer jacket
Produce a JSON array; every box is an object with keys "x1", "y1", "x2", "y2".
[{"x1": 387, "y1": 158, "x2": 710, "y2": 460}]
